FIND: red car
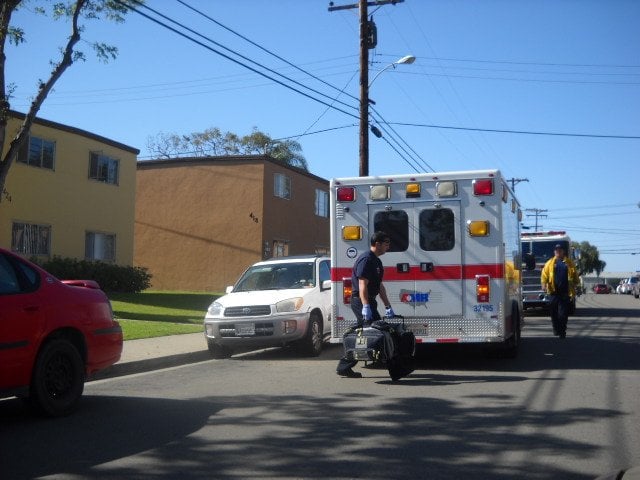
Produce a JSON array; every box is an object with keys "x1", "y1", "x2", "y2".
[
  {"x1": 0, "y1": 247, "x2": 123, "y2": 416},
  {"x1": 593, "y1": 283, "x2": 611, "y2": 294}
]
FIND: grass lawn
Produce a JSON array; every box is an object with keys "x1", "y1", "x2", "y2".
[{"x1": 109, "y1": 291, "x2": 222, "y2": 340}]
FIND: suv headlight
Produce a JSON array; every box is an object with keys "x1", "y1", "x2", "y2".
[
  {"x1": 207, "y1": 302, "x2": 223, "y2": 316},
  {"x1": 276, "y1": 297, "x2": 304, "y2": 313}
]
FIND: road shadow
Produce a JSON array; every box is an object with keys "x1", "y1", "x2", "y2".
[
  {"x1": 0, "y1": 392, "x2": 624, "y2": 480},
  {"x1": 0, "y1": 395, "x2": 219, "y2": 479},
  {"x1": 234, "y1": 327, "x2": 640, "y2": 374}
]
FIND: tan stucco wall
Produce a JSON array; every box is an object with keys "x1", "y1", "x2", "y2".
[
  {"x1": 262, "y1": 161, "x2": 330, "y2": 256},
  {"x1": 135, "y1": 159, "x2": 266, "y2": 292},
  {"x1": 1, "y1": 115, "x2": 137, "y2": 265},
  {"x1": 135, "y1": 157, "x2": 330, "y2": 292}
]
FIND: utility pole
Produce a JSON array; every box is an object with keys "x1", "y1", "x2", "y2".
[
  {"x1": 525, "y1": 208, "x2": 548, "y2": 232},
  {"x1": 507, "y1": 177, "x2": 529, "y2": 192},
  {"x1": 328, "y1": 0, "x2": 404, "y2": 176}
]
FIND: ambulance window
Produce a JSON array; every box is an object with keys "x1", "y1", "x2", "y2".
[
  {"x1": 419, "y1": 209, "x2": 455, "y2": 251},
  {"x1": 373, "y1": 211, "x2": 408, "y2": 252}
]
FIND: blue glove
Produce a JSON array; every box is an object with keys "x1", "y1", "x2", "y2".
[
  {"x1": 385, "y1": 306, "x2": 395, "y2": 318},
  {"x1": 362, "y1": 304, "x2": 373, "y2": 321}
]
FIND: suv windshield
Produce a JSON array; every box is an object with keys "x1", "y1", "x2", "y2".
[{"x1": 234, "y1": 262, "x2": 316, "y2": 292}]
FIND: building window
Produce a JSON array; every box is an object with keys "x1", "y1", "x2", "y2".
[
  {"x1": 85, "y1": 232, "x2": 116, "y2": 262},
  {"x1": 274, "y1": 173, "x2": 291, "y2": 200},
  {"x1": 272, "y1": 240, "x2": 289, "y2": 258},
  {"x1": 11, "y1": 222, "x2": 51, "y2": 256},
  {"x1": 315, "y1": 189, "x2": 329, "y2": 217},
  {"x1": 17, "y1": 136, "x2": 55, "y2": 170},
  {"x1": 89, "y1": 152, "x2": 119, "y2": 185}
]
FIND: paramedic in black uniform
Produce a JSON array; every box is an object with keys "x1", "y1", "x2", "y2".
[{"x1": 336, "y1": 231, "x2": 394, "y2": 378}]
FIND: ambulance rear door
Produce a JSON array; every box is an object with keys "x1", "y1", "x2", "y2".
[{"x1": 370, "y1": 200, "x2": 463, "y2": 318}]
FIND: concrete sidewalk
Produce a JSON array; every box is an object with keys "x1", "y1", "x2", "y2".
[{"x1": 90, "y1": 332, "x2": 210, "y2": 381}]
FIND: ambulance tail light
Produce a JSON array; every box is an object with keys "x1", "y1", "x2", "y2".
[
  {"x1": 337, "y1": 187, "x2": 356, "y2": 202},
  {"x1": 473, "y1": 178, "x2": 493, "y2": 196},
  {"x1": 468, "y1": 220, "x2": 490, "y2": 236},
  {"x1": 342, "y1": 226, "x2": 363, "y2": 241},
  {"x1": 476, "y1": 275, "x2": 490, "y2": 302},
  {"x1": 342, "y1": 278, "x2": 353, "y2": 304}
]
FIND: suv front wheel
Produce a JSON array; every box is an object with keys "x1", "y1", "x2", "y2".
[{"x1": 294, "y1": 311, "x2": 323, "y2": 357}]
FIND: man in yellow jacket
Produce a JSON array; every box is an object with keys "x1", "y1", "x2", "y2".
[{"x1": 541, "y1": 244, "x2": 579, "y2": 338}]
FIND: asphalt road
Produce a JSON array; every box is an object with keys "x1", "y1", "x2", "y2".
[{"x1": 2, "y1": 293, "x2": 639, "y2": 480}]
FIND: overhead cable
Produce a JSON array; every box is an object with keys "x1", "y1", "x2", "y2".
[
  {"x1": 114, "y1": 0, "x2": 360, "y2": 120},
  {"x1": 392, "y1": 122, "x2": 640, "y2": 140}
]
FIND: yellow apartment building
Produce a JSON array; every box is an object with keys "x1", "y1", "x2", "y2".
[
  {"x1": 135, "y1": 156, "x2": 330, "y2": 292},
  {"x1": 0, "y1": 111, "x2": 139, "y2": 265}
]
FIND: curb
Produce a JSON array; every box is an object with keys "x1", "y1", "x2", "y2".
[{"x1": 90, "y1": 350, "x2": 211, "y2": 381}]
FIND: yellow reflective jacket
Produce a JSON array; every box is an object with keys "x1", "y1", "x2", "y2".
[{"x1": 541, "y1": 256, "x2": 580, "y2": 297}]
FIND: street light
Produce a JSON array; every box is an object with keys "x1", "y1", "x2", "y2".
[
  {"x1": 359, "y1": 54, "x2": 415, "y2": 176},
  {"x1": 369, "y1": 55, "x2": 416, "y2": 87}
]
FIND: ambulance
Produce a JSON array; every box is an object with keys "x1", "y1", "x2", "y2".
[{"x1": 330, "y1": 169, "x2": 530, "y2": 357}]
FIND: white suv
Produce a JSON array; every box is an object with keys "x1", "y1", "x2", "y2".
[
  {"x1": 204, "y1": 256, "x2": 331, "y2": 358},
  {"x1": 621, "y1": 276, "x2": 638, "y2": 295}
]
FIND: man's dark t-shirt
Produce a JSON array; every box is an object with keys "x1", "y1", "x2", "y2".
[
  {"x1": 554, "y1": 259, "x2": 569, "y2": 296},
  {"x1": 351, "y1": 250, "x2": 384, "y2": 299}
]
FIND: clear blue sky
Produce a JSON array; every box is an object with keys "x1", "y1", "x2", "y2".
[{"x1": 7, "y1": 0, "x2": 640, "y2": 274}]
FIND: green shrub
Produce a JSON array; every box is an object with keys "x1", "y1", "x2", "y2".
[{"x1": 33, "y1": 256, "x2": 152, "y2": 293}]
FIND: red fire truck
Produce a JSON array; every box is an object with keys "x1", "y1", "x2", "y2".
[{"x1": 520, "y1": 231, "x2": 576, "y2": 314}]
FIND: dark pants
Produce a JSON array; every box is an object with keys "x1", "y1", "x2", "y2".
[
  {"x1": 336, "y1": 296, "x2": 381, "y2": 374},
  {"x1": 549, "y1": 294, "x2": 570, "y2": 336},
  {"x1": 349, "y1": 296, "x2": 381, "y2": 326}
]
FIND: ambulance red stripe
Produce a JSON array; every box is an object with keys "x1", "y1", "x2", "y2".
[{"x1": 331, "y1": 263, "x2": 505, "y2": 282}]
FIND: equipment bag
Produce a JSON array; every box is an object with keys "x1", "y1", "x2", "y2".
[{"x1": 342, "y1": 319, "x2": 416, "y2": 380}]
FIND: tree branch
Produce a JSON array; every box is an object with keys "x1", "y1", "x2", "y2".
[{"x1": 0, "y1": 0, "x2": 87, "y2": 200}]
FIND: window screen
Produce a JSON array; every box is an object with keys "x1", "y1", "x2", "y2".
[
  {"x1": 373, "y1": 210, "x2": 408, "y2": 252},
  {"x1": 419, "y1": 209, "x2": 455, "y2": 251}
]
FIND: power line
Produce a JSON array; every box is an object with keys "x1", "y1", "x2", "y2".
[
  {"x1": 172, "y1": 0, "x2": 433, "y2": 170},
  {"x1": 176, "y1": 0, "x2": 363, "y2": 105},
  {"x1": 114, "y1": 0, "x2": 360, "y2": 120},
  {"x1": 392, "y1": 122, "x2": 640, "y2": 140},
  {"x1": 369, "y1": 108, "x2": 435, "y2": 172},
  {"x1": 378, "y1": 54, "x2": 640, "y2": 70},
  {"x1": 397, "y1": 69, "x2": 640, "y2": 86}
]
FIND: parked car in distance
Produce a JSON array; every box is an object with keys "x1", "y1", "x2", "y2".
[
  {"x1": 0, "y1": 248, "x2": 123, "y2": 416},
  {"x1": 621, "y1": 276, "x2": 639, "y2": 295},
  {"x1": 204, "y1": 255, "x2": 331, "y2": 358},
  {"x1": 632, "y1": 276, "x2": 640, "y2": 299},
  {"x1": 593, "y1": 283, "x2": 611, "y2": 294}
]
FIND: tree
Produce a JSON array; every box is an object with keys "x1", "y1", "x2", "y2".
[
  {"x1": 146, "y1": 127, "x2": 309, "y2": 171},
  {"x1": 0, "y1": 0, "x2": 138, "y2": 202},
  {"x1": 572, "y1": 240, "x2": 606, "y2": 276}
]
